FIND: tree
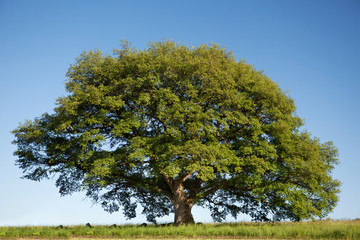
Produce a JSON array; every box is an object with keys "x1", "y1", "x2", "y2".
[{"x1": 12, "y1": 40, "x2": 340, "y2": 224}]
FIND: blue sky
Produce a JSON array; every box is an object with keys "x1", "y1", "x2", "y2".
[{"x1": 1, "y1": 0, "x2": 359, "y2": 226}]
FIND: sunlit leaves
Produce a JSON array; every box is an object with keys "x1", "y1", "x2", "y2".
[{"x1": 12, "y1": 40, "x2": 340, "y2": 223}]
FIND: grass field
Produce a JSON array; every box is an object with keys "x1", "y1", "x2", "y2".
[{"x1": 1, "y1": 220, "x2": 359, "y2": 239}]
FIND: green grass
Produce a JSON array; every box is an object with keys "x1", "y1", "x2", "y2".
[{"x1": 0, "y1": 220, "x2": 359, "y2": 239}]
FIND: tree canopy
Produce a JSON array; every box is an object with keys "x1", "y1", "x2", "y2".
[{"x1": 12, "y1": 40, "x2": 340, "y2": 224}]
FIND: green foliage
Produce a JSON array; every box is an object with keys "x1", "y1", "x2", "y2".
[{"x1": 12, "y1": 40, "x2": 340, "y2": 223}]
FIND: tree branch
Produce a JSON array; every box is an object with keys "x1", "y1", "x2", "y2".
[{"x1": 180, "y1": 169, "x2": 194, "y2": 183}]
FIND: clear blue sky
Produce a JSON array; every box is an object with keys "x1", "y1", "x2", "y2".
[{"x1": 1, "y1": 0, "x2": 359, "y2": 226}]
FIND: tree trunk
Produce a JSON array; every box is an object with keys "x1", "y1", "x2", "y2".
[{"x1": 172, "y1": 184, "x2": 195, "y2": 224}]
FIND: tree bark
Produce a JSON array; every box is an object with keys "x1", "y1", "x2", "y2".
[{"x1": 172, "y1": 184, "x2": 195, "y2": 224}]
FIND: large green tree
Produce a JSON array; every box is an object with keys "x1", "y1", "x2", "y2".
[{"x1": 12, "y1": 41, "x2": 340, "y2": 224}]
